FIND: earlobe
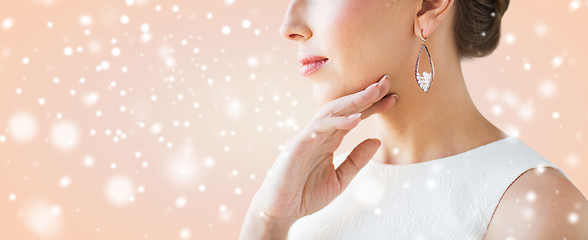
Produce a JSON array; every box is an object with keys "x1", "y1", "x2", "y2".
[
  {"x1": 414, "y1": 12, "x2": 433, "y2": 40},
  {"x1": 413, "y1": 2, "x2": 435, "y2": 39}
]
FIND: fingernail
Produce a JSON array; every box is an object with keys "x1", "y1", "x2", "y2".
[
  {"x1": 391, "y1": 94, "x2": 398, "y2": 100},
  {"x1": 378, "y1": 75, "x2": 389, "y2": 87},
  {"x1": 347, "y1": 113, "x2": 362, "y2": 119}
]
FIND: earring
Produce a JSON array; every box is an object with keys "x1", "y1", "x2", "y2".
[{"x1": 415, "y1": 30, "x2": 434, "y2": 93}]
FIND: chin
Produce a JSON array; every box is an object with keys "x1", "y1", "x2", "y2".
[
  {"x1": 312, "y1": 84, "x2": 342, "y2": 106},
  {"x1": 313, "y1": 92, "x2": 330, "y2": 106}
]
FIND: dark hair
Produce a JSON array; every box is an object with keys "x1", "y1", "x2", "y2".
[{"x1": 454, "y1": 0, "x2": 510, "y2": 59}]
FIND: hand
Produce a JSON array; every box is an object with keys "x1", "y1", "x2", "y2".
[{"x1": 250, "y1": 74, "x2": 397, "y2": 223}]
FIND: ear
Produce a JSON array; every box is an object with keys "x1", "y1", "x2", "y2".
[{"x1": 413, "y1": 0, "x2": 454, "y2": 39}]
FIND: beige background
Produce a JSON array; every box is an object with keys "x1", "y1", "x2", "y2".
[{"x1": 1, "y1": 0, "x2": 587, "y2": 239}]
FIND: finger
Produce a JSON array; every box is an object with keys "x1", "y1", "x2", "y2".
[
  {"x1": 312, "y1": 113, "x2": 362, "y2": 135},
  {"x1": 317, "y1": 75, "x2": 390, "y2": 118},
  {"x1": 314, "y1": 114, "x2": 364, "y2": 153},
  {"x1": 347, "y1": 76, "x2": 392, "y2": 116},
  {"x1": 326, "y1": 94, "x2": 397, "y2": 145},
  {"x1": 357, "y1": 93, "x2": 398, "y2": 120},
  {"x1": 292, "y1": 113, "x2": 362, "y2": 145},
  {"x1": 335, "y1": 138, "x2": 381, "y2": 192},
  {"x1": 330, "y1": 75, "x2": 390, "y2": 117}
]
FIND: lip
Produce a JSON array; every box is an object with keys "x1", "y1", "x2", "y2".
[{"x1": 299, "y1": 56, "x2": 329, "y2": 77}]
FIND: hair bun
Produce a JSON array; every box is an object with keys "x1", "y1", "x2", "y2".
[
  {"x1": 454, "y1": 0, "x2": 511, "y2": 59},
  {"x1": 496, "y1": 0, "x2": 510, "y2": 16}
]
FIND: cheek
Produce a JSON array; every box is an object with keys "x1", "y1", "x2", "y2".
[
  {"x1": 326, "y1": 0, "x2": 374, "y2": 56},
  {"x1": 321, "y1": 2, "x2": 390, "y2": 94},
  {"x1": 323, "y1": 1, "x2": 380, "y2": 79},
  {"x1": 312, "y1": 0, "x2": 408, "y2": 104},
  {"x1": 312, "y1": 79, "x2": 347, "y2": 105}
]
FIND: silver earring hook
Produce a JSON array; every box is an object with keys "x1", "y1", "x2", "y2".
[{"x1": 420, "y1": 30, "x2": 427, "y2": 42}]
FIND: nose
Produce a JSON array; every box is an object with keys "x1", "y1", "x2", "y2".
[{"x1": 279, "y1": 0, "x2": 312, "y2": 41}]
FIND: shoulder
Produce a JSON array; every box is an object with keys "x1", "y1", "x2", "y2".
[{"x1": 484, "y1": 166, "x2": 588, "y2": 239}]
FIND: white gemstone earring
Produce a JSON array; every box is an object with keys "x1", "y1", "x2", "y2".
[{"x1": 415, "y1": 29, "x2": 434, "y2": 93}]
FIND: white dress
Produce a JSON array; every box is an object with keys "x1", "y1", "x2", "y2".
[{"x1": 287, "y1": 136, "x2": 568, "y2": 239}]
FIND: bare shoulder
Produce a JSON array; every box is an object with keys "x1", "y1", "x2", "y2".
[{"x1": 484, "y1": 167, "x2": 588, "y2": 240}]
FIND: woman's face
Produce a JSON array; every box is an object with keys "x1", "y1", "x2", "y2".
[{"x1": 280, "y1": 0, "x2": 417, "y2": 105}]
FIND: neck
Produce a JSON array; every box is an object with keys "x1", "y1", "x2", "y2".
[{"x1": 373, "y1": 51, "x2": 507, "y2": 165}]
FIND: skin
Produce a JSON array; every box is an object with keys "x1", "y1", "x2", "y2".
[
  {"x1": 483, "y1": 167, "x2": 588, "y2": 239},
  {"x1": 239, "y1": 0, "x2": 588, "y2": 239},
  {"x1": 281, "y1": 0, "x2": 509, "y2": 165},
  {"x1": 240, "y1": 73, "x2": 397, "y2": 240}
]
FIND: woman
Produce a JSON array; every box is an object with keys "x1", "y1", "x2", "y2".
[{"x1": 240, "y1": 0, "x2": 588, "y2": 239}]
